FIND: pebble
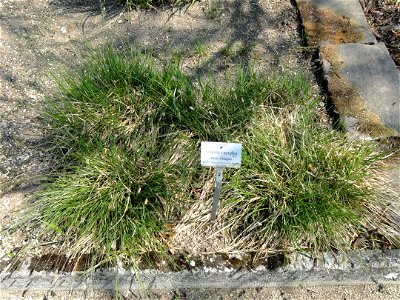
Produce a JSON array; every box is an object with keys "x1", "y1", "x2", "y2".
[
  {"x1": 203, "y1": 266, "x2": 217, "y2": 273},
  {"x1": 384, "y1": 273, "x2": 399, "y2": 280},
  {"x1": 255, "y1": 265, "x2": 266, "y2": 272},
  {"x1": 223, "y1": 267, "x2": 233, "y2": 272}
]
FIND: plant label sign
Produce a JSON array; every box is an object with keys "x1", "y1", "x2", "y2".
[
  {"x1": 201, "y1": 142, "x2": 242, "y2": 168},
  {"x1": 201, "y1": 142, "x2": 242, "y2": 221}
]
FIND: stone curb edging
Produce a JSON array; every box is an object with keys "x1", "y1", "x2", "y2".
[{"x1": 1, "y1": 250, "x2": 399, "y2": 298}]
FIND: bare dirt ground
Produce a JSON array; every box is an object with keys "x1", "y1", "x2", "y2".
[
  {"x1": 0, "y1": 0, "x2": 313, "y2": 269},
  {"x1": 361, "y1": 0, "x2": 400, "y2": 68}
]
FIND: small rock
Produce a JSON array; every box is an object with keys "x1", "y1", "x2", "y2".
[
  {"x1": 228, "y1": 252, "x2": 243, "y2": 260},
  {"x1": 5, "y1": 75, "x2": 16, "y2": 83},
  {"x1": 18, "y1": 258, "x2": 31, "y2": 276},
  {"x1": 223, "y1": 267, "x2": 233, "y2": 272},
  {"x1": 60, "y1": 27, "x2": 67, "y2": 34},
  {"x1": 384, "y1": 273, "x2": 399, "y2": 280},
  {"x1": 203, "y1": 266, "x2": 217, "y2": 273},
  {"x1": 255, "y1": 265, "x2": 266, "y2": 272},
  {"x1": 189, "y1": 260, "x2": 196, "y2": 267}
]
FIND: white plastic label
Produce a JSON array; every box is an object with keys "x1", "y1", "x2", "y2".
[{"x1": 201, "y1": 142, "x2": 242, "y2": 168}]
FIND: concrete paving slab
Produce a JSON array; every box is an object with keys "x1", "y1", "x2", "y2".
[
  {"x1": 321, "y1": 42, "x2": 399, "y2": 136},
  {"x1": 297, "y1": 0, "x2": 377, "y2": 45},
  {"x1": 338, "y1": 43, "x2": 400, "y2": 133}
]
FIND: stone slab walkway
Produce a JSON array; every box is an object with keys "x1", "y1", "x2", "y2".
[
  {"x1": 298, "y1": 0, "x2": 377, "y2": 45},
  {"x1": 298, "y1": 0, "x2": 399, "y2": 137},
  {"x1": 331, "y1": 43, "x2": 399, "y2": 134}
]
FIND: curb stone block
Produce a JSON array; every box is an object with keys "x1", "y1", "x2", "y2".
[{"x1": 1, "y1": 250, "x2": 400, "y2": 299}]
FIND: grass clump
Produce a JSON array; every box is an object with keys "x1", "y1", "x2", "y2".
[
  {"x1": 18, "y1": 45, "x2": 399, "y2": 269},
  {"x1": 27, "y1": 46, "x2": 273, "y2": 267},
  {"x1": 224, "y1": 105, "x2": 387, "y2": 252},
  {"x1": 35, "y1": 144, "x2": 172, "y2": 263}
]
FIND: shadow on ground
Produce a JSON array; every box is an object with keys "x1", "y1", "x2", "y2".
[
  {"x1": 0, "y1": 0, "x2": 302, "y2": 188},
  {"x1": 50, "y1": 0, "x2": 124, "y2": 16}
]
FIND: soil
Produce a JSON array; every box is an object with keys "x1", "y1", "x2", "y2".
[
  {"x1": 0, "y1": 0, "x2": 313, "y2": 272},
  {"x1": 361, "y1": 0, "x2": 400, "y2": 68}
]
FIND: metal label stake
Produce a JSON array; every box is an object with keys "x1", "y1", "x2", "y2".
[
  {"x1": 200, "y1": 141, "x2": 242, "y2": 222},
  {"x1": 211, "y1": 167, "x2": 223, "y2": 221}
]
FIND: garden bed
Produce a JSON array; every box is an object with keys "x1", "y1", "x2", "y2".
[{"x1": 1, "y1": 0, "x2": 399, "y2": 277}]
